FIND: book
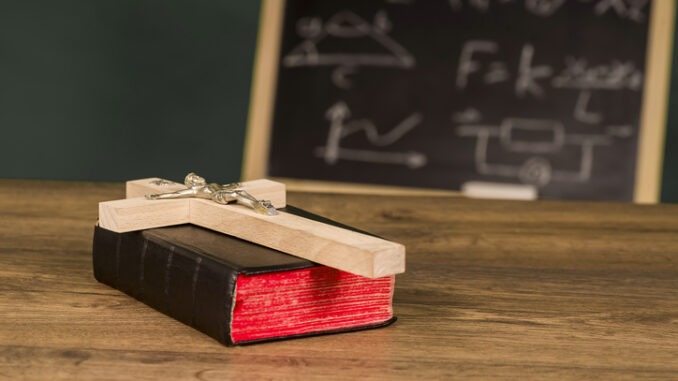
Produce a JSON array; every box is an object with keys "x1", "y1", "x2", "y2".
[{"x1": 92, "y1": 206, "x2": 396, "y2": 346}]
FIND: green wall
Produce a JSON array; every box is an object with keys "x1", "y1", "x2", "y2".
[{"x1": 0, "y1": 0, "x2": 260, "y2": 183}]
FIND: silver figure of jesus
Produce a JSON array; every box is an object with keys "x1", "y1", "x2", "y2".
[{"x1": 145, "y1": 172, "x2": 278, "y2": 216}]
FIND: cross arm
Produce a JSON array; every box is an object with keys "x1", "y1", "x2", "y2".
[{"x1": 98, "y1": 177, "x2": 405, "y2": 278}]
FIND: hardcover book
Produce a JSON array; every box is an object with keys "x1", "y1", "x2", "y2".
[{"x1": 92, "y1": 207, "x2": 396, "y2": 346}]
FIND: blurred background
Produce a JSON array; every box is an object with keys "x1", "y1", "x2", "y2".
[
  {"x1": 0, "y1": 0, "x2": 677, "y2": 202},
  {"x1": 0, "y1": 1, "x2": 258, "y2": 183}
]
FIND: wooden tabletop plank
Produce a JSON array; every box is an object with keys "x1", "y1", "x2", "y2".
[{"x1": 1, "y1": 179, "x2": 677, "y2": 380}]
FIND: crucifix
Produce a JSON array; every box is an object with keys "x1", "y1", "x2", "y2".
[{"x1": 98, "y1": 173, "x2": 405, "y2": 279}]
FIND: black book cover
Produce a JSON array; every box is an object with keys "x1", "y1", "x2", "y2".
[{"x1": 92, "y1": 206, "x2": 396, "y2": 346}]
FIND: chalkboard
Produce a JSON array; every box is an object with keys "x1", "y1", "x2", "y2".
[{"x1": 244, "y1": 0, "x2": 674, "y2": 202}]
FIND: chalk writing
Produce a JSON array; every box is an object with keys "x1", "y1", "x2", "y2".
[
  {"x1": 573, "y1": 90, "x2": 602, "y2": 124},
  {"x1": 455, "y1": 40, "x2": 643, "y2": 99},
  {"x1": 283, "y1": 10, "x2": 415, "y2": 88},
  {"x1": 551, "y1": 58, "x2": 643, "y2": 90},
  {"x1": 269, "y1": 0, "x2": 653, "y2": 200},
  {"x1": 448, "y1": 0, "x2": 648, "y2": 21},
  {"x1": 452, "y1": 34, "x2": 640, "y2": 185},
  {"x1": 592, "y1": 0, "x2": 649, "y2": 22},
  {"x1": 516, "y1": 44, "x2": 553, "y2": 98},
  {"x1": 457, "y1": 118, "x2": 628, "y2": 186},
  {"x1": 452, "y1": 108, "x2": 483, "y2": 124}
]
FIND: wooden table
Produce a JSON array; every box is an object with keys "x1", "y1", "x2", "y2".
[{"x1": 2, "y1": 179, "x2": 677, "y2": 380}]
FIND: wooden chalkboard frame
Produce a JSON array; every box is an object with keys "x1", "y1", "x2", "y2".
[
  {"x1": 635, "y1": 1, "x2": 676, "y2": 203},
  {"x1": 243, "y1": 0, "x2": 675, "y2": 202}
]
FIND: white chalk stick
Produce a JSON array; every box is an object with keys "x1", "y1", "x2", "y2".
[{"x1": 462, "y1": 181, "x2": 537, "y2": 200}]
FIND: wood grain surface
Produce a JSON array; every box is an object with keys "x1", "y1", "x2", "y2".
[{"x1": 1, "y1": 179, "x2": 677, "y2": 380}]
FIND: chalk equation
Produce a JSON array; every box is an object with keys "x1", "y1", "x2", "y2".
[
  {"x1": 314, "y1": 101, "x2": 427, "y2": 168},
  {"x1": 283, "y1": 10, "x2": 415, "y2": 88},
  {"x1": 269, "y1": 0, "x2": 652, "y2": 199},
  {"x1": 456, "y1": 40, "x2": 643, "y2": 100},
  {"x1": 452, "y1": 33, "x2": 640, "y2": 186},
  {"x1": 306, "y1": 35, "x2": 642, "y2": 185}
]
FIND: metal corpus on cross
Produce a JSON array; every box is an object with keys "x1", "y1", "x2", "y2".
[{"x1": 98, "y1": 173, "x2": 405, "y2": 279}]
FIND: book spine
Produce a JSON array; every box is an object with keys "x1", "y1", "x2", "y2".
[{"x1": 92, "y1": 226, "x2": 237, "y2": 345}]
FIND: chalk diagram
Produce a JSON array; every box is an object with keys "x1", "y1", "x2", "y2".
[
  {"x1": 456, "y1": 118, "x2": 633, "y2": 187},
  {"x1": 453, "y1": 43, "x2": 641, "y2": 188},
  {"x1": 282, "y1": 10, "x2": 415, "y2": 88},
  {"x1": 315, "y1": 101, "x2": 426, "y2": 169}
]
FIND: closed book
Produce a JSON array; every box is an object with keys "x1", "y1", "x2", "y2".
[{"x1": 92, "y1": 206, "x2": 396, "y2": 346}]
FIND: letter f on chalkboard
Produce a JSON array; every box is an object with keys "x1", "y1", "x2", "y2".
[{"x1": 456, "y1": 40, "x2": 498, "y2": 89}]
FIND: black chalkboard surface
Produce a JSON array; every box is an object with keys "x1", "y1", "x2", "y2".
[{"x1": 245, "y1": 0, "x2": 673, "y2": 201}]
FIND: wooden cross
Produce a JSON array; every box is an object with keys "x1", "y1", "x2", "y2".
[{"x1": 98, "y1": 175, "x2": 405, "y2": 278}]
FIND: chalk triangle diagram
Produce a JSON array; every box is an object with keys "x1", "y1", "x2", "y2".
[{"x1": 282, "y1": 11, "x2": 415, "y2": 69}]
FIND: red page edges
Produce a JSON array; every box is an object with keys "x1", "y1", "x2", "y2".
[{"x1": 231, "y1": 266, "x2": 394, "y2": 343}]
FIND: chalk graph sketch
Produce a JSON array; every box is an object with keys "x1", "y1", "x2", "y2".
[
  {"x1": 314, "y1": 101, "x2": 426, "y2": 168},
  {"x1": 457, "y1": 118, "x2": 632, "y2": 186},
  {"x1": 282, "y1": 10, "x2": 415, "y2": 88}
]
